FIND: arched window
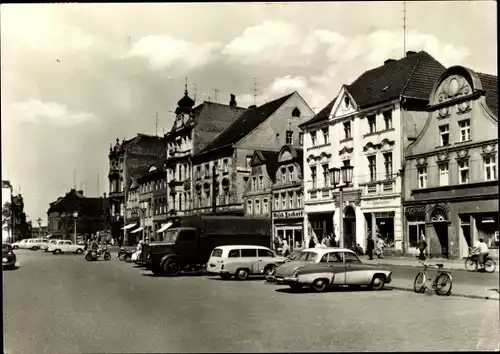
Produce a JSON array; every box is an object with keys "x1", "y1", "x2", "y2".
[
  {"x1": 255, "y1": 199, "x2": 261, "y2": 215},
  {"x1": 292, "y1": 108, "x2": 301, "y2": 117},
  {"x1": 263, "y1": 199, "x2": 268, "y2": 214},
  {"x1": 247, "y1": 200, "x2": 253, "y2": 215}
]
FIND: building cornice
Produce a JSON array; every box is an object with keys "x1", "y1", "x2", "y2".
[{"x1": 406, "y1": 139, "x2": 498, "y2": 160}]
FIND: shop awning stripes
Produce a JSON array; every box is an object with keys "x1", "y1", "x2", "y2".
[{"x1": 156, "y1": 222, "x2": 173, "y2": 233}]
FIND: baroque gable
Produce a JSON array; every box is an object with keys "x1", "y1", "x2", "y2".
[{"x1": 329, "y1": 86, "x2": 357, "y2": 120}]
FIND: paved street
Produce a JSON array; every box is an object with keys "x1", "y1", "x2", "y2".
[{"x1": 4, "y1": 250, "x2": 500, "y2": 353}]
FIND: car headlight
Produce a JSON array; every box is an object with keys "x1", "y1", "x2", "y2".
[{"x1": 2, "y1": 258, "x2": 8, "y2": 262}]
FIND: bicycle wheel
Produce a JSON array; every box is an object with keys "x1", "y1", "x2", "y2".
[
  {"x1": 413, "y1": 272, "x2": 426, "y2": 293},
  {"x1": 464, "y1": 258, "x2": 477, "y2": 272},
  {"x1": 484, "y1": 258, "x2": 497, "y2": 273},
  {"x1": 434, "y1": 272, "x2": 453, "y2": 296}
]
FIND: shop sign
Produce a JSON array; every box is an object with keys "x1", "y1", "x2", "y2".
[
  {"x1": 482, "y1": 216, "x2": 496, "y2": 224},
  {"x1": 404, "y1": 205, "x2": 426, "y2": 216},
  {"x1": 273, "y1": 210, "x2": 303, "y2": 219}
]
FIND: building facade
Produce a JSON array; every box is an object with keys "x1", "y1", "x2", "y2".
[
  {"x1": 272, "y1": 145, "x2": 305, "y2": 251},
  {"x1": 192, "y1": 92, "x2": 314, "y2": 216},
  {"x1": 124, "y1": 177, "x2": 140, "y2": 240},
  {"x1": 404, "y1": 66, "x2": 498, "y2": 259},
  {"x1": 301, "y1": 51, "x2": 446, "y2": 252},
  {"x1": 108, "y1": 134, "x2": 166, "y2": 244}
]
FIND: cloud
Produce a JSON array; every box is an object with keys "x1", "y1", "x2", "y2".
[
  {"x1": 9, "y1": 100, "x2": 96, "y2": 126},
  {"x1": 125, "y1": 35, "x2": 222, "y2": 70}
]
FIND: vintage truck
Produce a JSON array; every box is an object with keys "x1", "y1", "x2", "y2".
[{"x1": 143, "y1": 215, "x2": 271, "y2": 276}]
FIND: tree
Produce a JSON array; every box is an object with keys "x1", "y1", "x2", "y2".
[{"x1": 2, "y1": 201, "x2": 12, "y2": 236}]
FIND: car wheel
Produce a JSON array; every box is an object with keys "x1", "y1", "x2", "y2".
[
  {"x1": 220, "y1": 273, "x2": 232, "y2": 280},
  {"x1": 31, "y1": 246, "x2": 38, "y2": 251},
  {"x1": 370, "y1": 274, "x2": 386, "y2": 291},
  {"x1": 163, "y1": 258, "x2": 181, "y2": 277},
  {"x1": 12, "y1": 246, "x2": 18, "y2": 250},
  {"x1": 311, "y1": 279, "x2": 328, "y2": 293},
  {"x1": 235, "y1": 268, "x2": 250, "y2": 281},
  {"x1": 76, "y1": 249, "x2": 83, "y2": 254},
  {"x1": 263, "y1": 265, "x2": 276, "y2": 278}
]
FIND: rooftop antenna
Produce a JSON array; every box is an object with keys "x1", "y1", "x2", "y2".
[
  {"x1": 155, "y1": 111, "x2": 159, "y2": 136},
  {"x1": 214, "y1": 89, "x2": 219, "y2": 103},
  {"x1": 184, "y1": 76, "x2": 188, "y2": 95},
  {"x1": 403, "y1": 1, "x2": 407, "y2": 56},
  {"x1": 193, "y1": 83, "x2": 197, "y2": 103},
  {"x1": 253, "y1": 77, "x2": 259, "y2": 106}
]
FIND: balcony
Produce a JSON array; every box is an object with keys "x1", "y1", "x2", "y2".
[{"x1": 362, "y1": 179, "x2": 396, "y2": 196}]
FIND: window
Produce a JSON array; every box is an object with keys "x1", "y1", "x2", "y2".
[
  {"x1": 459, "y1": 160, "x2": 469, "y2": 184},
  {"x1": 263, "y1": 199, "x2": 268, "y2": 213},
  {"x1": 343, "y1": 159, "x2": 350, "y2": 167},
  {"x1": 213, "y1": 161, "x2": 218, "y2": 174},
  {"x1": 343, "y1": 121, "x2": 351, "y2": 139},
  {"x1": 288, "y1": 192, "x2": 293, "y2": 209},
  {"x1": 289, "y1": 166, "x2": 294, "y2": 181},
  {"x1": 383, "y1": 110, "x2": 393, "y2": 130},
  {"x1": 258, "y1": 175, "x2": 264, "y2": 189},
  {"x1": 205, "y1": 164, "x2": 210, "y2": 178},
  {"x1": 343, "y1": 252, "x2": 361, "y2": 263},
  {"x1": 322, "y1": 164, "x2": 329, "y2": 186},
  {"x1": 178, "y1": 230, "x2": 196, "y2": 242},
  {"x1": 228, "y1": 249, "x2": 240, "y2": 258},
  {"x1": 196, "y1": 166, "x2": 201, "y2": 179},
  {"x1": 258, "y1": 249, "x2": 275, "y2": 257},
  {"x1": 459, "y1": 120, "x2": 471, "y2": 142},
  {"x1": 274, "y1": 194, "x2": 279, "y2": 210},
  {"x1": 322, "y1": 128, "x2": 329, "y2": 144},
  {"x1": 310, "y1": 131, "x2": 317, "y2": 146},
  {"x1": 439, "y1": 164, "x2": 449, "y2": 186},
  {"x1": 368, "y1": 156, "x2": 377, "y2": 182},
  {"x1": 281, "y1": 168, "x2": 286, "y2": 183},
  {"x1": 241, "y1": 249, "x2": 257, "y2": 257},
  {"x1": 223, "y1": 159, "x2": 229, "y2": 173},
  {"x1": 246, "y1": 157, "x2": 252, "y2": 169},
  {"x1": 252, "y1": 177, "x2": 257, "y2": 190},
  {"x1": 247, "y1": 200, "x2": 253, "y2": 215},
  {"x1": 417, "y1": 167, "x2": 427, "y2": 188},
  {"x1": 286, "y1": 130, "x2": 294, "y2": 145},
  {"x1": 383, "y1": 152, "x2": 393, "y2": 179},
  {"x1": 320, "y1": 252, "x2": 342, "y2": 263},
  {"x1": 311, "y1": 166, "x2": 317, "y2": 188},
  {"x1": 299, "y1": 132, "x2": 304, "y2": 145},
  {"x1": 439, "y1": 125, "x2": 449, "y2": 146},
  {"x1": 297, "y1": 192, "x2": 302, "y2": 208},
  {"x1": 368, "y1": 115, "x2": 376, "y2": 133},
  {"x1": 484, "y1": 156, "x2": 497, "y2": 181},
  {"x1": 255, "y1": 200, "x2": 261, "y2": 215},
  {"x1": 344, "y1": 96, "x2": 350, "y2": 107}
]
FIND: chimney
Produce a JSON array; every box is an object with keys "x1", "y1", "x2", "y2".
[
  {"x1": 229, "y1": 94, "x2": 237, "y2": 108},
  {"x1": 406, "y1": 51, "x2": 417, "y2": 57},
  {"x1": 384, "y1": 59, "x2": 396, "y2": 65}
]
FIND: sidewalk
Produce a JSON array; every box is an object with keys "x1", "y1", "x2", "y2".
[{"x1": 363, "y1": 256, "x2": 500, "y2": 273}]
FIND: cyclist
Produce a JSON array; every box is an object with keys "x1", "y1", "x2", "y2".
[{"x1": 473, "y1": 237, "x2": 489, "y2": 269}]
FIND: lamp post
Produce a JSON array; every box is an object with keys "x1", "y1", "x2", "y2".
[
  {"x1": 37, "y1": 217, "x2": 42, "y2": 238},
  {"x1": 329, "y1": 165, "x2": 354, "y2": 249},
  {"x1": 72, "y1": 212, "x2": 78, "y2": 244},
  {"x1": 141, "y1": 206, "x2": 146, "y2": 243}
]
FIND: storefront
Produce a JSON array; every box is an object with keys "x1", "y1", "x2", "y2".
[
  {"x1": 306, "y1": 212, "x2": 334, "y2": 247},
  {"x1": 274, "y1": 209, "x2": 304, "y2": 251}
]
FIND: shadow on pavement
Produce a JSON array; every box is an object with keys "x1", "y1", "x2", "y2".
[
  {"x1": 2, "y1": 265, "x2": 19, "y2": 271},
  {"x1": 142, "y1": 271, "x2": 210, "y2": 278},
  {"x1": 208, "y1": 276, "x2": 269, "y2": 282},
  {"x1": 274, "y1": 286, "x2": 393, "y2": 294}
]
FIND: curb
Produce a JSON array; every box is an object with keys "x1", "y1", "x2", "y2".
[
  {"x1": 368, "y1": 262, "x2": 499, "y2": 273},
  {"x1": 387, "y1": 285, "x2": 500, "y2": 301}
]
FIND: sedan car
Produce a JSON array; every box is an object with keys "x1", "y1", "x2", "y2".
[
  {"x1": 48, "y1": 240, "x2": 84, "y2": 254},
  {"x1": 272, "y1": 247, "x2": 392, "y2": 292},
  {"x1": 11, "y1": 239, "x2": 28, "y2": 250},
  {"x1": 2, "y1": 244, "x2": 17, "y2": 269},
  {"x1": 42, "y1": 239, "x2": 61, "y2": 252}
]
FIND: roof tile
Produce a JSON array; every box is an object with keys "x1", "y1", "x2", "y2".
[
  {"x1": 299, "y1": 97, "x2": 337, "y2": 128},
  {"x1": 477, "y1": 72, "x2": 498, "y2": 119}
]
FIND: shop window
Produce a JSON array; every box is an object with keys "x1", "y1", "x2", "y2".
[
  {"x1": 439, "y1": 164, "x2": 449, "y2": 186},
  {"x1": 408, "y1": 222, "x2": 425, "y2": 248},
  {"x1": 459, "y1": 119, "x2": 471, "y2": 142},
  {"x1": 484, "y1": 156, "x2": 496, "y2": 181},
  {"x1": 458, "y1": 160, "x2": 469, "y2": 184},
  {"x1": 417, "y1": 167, "x2": 427, "y2": 188},
  {"x1": 376, "y1": 217, "x2": 394, "y2": 248},
  {"x1": 439, "y1": 124, "x2": 450, "y2": 146},
  {"x1": 477, "y1": 214, "x2": 499, "y2": 248},
  {"x1": 459, "y1": 215, "x2": 472, "y2": 249}
]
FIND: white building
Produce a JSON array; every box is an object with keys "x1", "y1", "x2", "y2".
[{"x1": 301, "y1": 51, "x2": 446, "y2": 253}]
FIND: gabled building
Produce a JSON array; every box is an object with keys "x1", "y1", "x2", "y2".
[
  {"x1": 301, "y1": 50, "x2": 446, "y2": 252},
  {"x1": 164, "y1": 88, "x2": 246, "y2": 221},
  {"x1": 191, "y1": 92, "x2": 314, "y2": 216},
  {"x1": 107, "y1": 134, "x2": 166, "y2": 244},
  {"x1": 272, "y1": 145, "x2": 305, "y2": 251},
  {"x1": 404, "y1": 66, "x2": 498, "y2": 259}
]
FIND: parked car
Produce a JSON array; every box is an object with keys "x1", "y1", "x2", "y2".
[
  {"x1": 207, "y1": 245, "x2": 287, "y2": 280},
  {"x1": 2, "y1": 244, "x2": 17, "y2": 269},
  {"x1": 11, "y1": 239, "x2": 29, "y2": 250},
  {"x1": 272, "y1": 247, "x2": 392, "y2": 292},
  {"x1": 42, "y1": 239, "x2": 61, "y2": 252},
  {"x1": 48, "y1": 240, "x2": 84, "y2": 254}
]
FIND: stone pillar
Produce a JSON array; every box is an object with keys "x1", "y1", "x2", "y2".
[{"x1": 355, "y1": 206, "x2": 365, "y2": 250}]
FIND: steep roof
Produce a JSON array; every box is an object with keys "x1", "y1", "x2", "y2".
[
  {"x1": 47, "y1": 189, "x2": 107, "y2": 217},
  {"x1": 347, "y1": 51, "x2": 446, "y2": 108},
  {"x1": 195, "y1": 93, "x2": 294, "y2": 156},
  {"x1": 299, "y1": 97, "x2": 336, "y2": 128},
  {"x1": 259, "y1": 150, "x2": 280, "y2": 183},
  {"x1": 477, "y1": 72, "x2": 498, "y2": 118},
  {"x1": 193, "y1": 102, "x2": 247, "y2": 153}
]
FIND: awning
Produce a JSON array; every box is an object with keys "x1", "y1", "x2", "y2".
[
  {"x1": 130, "y1": 227, "x2": 144, "y2": 234},
  {"x1": 46, "y1": 234, "x2": 54, "y2": 238},
  {"x1": 121, "y1": 223, "x2": 137, "y2": 230},
  {"x1": 156, "y1": 222, "x2": 173, "y2": 233}
]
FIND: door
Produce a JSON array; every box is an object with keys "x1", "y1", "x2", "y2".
[
  {"x1": 63, "y1": 241, "x2": 73, "y2": 252},
  {"x1": 257, "y1": 248, "x2": 276, "y2": 269},
  {"x1": 320, "y1": 252, "x2": 345, "y2": 285},
  {"x1": 343, "y1": 206, "x2": 356, "y2": 249},
  {"x1": 241, "y1": 248, "x2": 259, "y2": 274},
  {"x1": 343, "y1": 251, "x2": 368, "y2": 285},
  {"x1": 176, "y1": 229, "x2": 197, "y2": 263},
  {"x1": 434, "y1": 223, "x2": 449, "y2": 258}
]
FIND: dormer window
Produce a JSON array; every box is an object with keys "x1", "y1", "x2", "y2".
[
  {"x1": 292, "y1": 108, "x2": 301, "y2": 117},
  {"x1": 289, "y1": 166, "x2": 294, "y2": 181},
  {"x1": 281, "y1": 168, "x2": 286, "y2": 183}
]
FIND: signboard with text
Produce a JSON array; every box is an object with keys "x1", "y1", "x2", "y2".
[
  {"x1": 273, "y1": 210, "x2": 303, "y2": 219},
  {"x1": 404, "y1": 205, "x2": 426, "y2": 216}
]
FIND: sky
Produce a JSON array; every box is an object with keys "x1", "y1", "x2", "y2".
[{"x1": 1, "y1": 2, "x2": 497, "y2": 226}]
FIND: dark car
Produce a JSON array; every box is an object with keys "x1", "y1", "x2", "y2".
[{"x1": 2, "y1": 244, "x2": 17, "y2": 269}]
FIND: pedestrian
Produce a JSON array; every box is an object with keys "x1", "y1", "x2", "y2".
[
  {"x1": 417, "y1": 235, "x2": 428, "y2": 260},
  {"x1": 118, "y1": 236, "x2": 122, "y2": 248},
  {"x1": 376, "y1": 235, "x2": 385, "y2": 259},
  {"x1": 367, "y1": 235, "x2": 374, "y2": 260},
  {"x1": 281, "y1": 239, "x2": 290, "y2": 257}
]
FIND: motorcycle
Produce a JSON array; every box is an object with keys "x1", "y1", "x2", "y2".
[
  {"x1": 117, "y1": 247, "x2": 135, "y2": 261},
  {"x1": 85, "y1": 248, "x2": 111, "y2": 261}
]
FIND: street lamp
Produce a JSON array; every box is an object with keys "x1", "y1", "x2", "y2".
[
  {"x1": 37, "y1": 217, "x2": 42, "y2": 238},
  {"x1": 329, "y1": 165, "x2": 354, "y2": 249},
  {"x1": 141, "y1": 206, "x2": 147, "y2": 243},
  {"x1": 72, "y1": 212, "x2": 78, "y2": 244}
]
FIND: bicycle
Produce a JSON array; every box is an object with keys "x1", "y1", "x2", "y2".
[
  {"x1": 464, "y1": 253, "x2": 497, "y2": 273},
  {"x1": 413, "y1": 261, "x2": 453, "y2": 296}
]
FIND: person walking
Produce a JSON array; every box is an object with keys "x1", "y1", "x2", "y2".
[
  {"x1": 376, "y1": 236, "x2": 385, "y2": 259},
  {"x1": 417, "y1": 235, "x2": 428, "y2": 260},
  {"x1": 366, "y1": 235, "x2": 374, "y2": 260}
]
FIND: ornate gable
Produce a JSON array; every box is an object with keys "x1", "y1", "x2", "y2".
[
  {"x1": 329, "y1": 86, "x2": 357, "y2": 119},
  {"x1": 249, "y1": 151, "x2": 265, "y2": 167}
]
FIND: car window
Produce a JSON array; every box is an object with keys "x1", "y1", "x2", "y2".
[
  {"x1": 258, "y1": 249, "x2": 274, "y2": 257},
  {"x1": 64, "y1": 241, "x2": 72, "y2": 245},
  {"x1": 58, "y1": 241, "x2": 64, "y2": 245},
  {"x1": 228, "y1": 249, "x2": 240, "y2": 258},
  {"x1": 177, "y1": 230, "x2": 196, "y2": 242},
  {"x1": 344, "y1": 252, "x2": 361, "y2": 263},
  {"x1": 211, "y1": 248, "x2": 223, "y2": 257},
  {"x1": 241, "y1": 249, "x2": 257, "y2": 258},
  {"x1": 297, "y1": 251, "x2": 319, "y2": 262}
]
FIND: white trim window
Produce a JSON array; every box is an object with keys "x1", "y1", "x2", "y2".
[
  {"x1": 281, "y1": 168, "x2": 286, "y2": 184},
  {"x1": 383, "y1": 110, "x2": 393, "y2": 130},
  {"x1": 459, "y1": 119, "x2": 471, "y2": 142},
  {"x1": 417, "y1": 167, "x2": 427, "y2": 188},
  {"x1": 288, "y1": 192, "x2": 293, "y2": 209},
  {"x1": 274, "y1": 194, "x2": 280, "y2": 210},
  {"x1": 311, "y1": 166, "x2": 317, "y2": 189},
  {"x1": 343, "y1": 121, "x2": 351, "y2": 139},
  {"x1": 458, "y1": 160, "x2": 469, "y2": 184},
  {"x1": 281, "y1": 193, "x2": 286, "y2": 209},
  {"x1": 258, "y1": 175, "x2": 264, "y2": 189},
  {"x1": 297, "y1": 192, "x2": 302, "y2": 208},
  {"x1": 263, "y1": 199, "x2": 268, "y2": 213},
  {"x1": 310, "y1": 131, "x2": 317, "y2": 146},
  {"x1": 484, "y1": 156, "x2": 497, "y2": 181},
  {"x1": 252, "y1": 177, "x2": 257, "y2": 190},
  {"x1": 439, "y1": 125, "x2": 450, "y2": 146},
  {"x1": 289, "y1": 166, "x2": 295, "y2": 181},
  {"x1": 255, "y1": 199, "x2": 261, "y2": 215},
  {"x1": 322, "y1": 128, "x2": 329, "y2": 144},
  {"x1": 247, "y1": 200, "x2": 253, "y2": 215},
  {"x1": 368, "y1": 115, "x2": 376, "y2": 133},
  {"x1": 368, "y1": 155, "x2": 377, "y2": 182},
  {"x1": 439, "y1": 164, "x2": 449, "y2": 186}
]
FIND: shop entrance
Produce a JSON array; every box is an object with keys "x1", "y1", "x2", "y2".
[
  {"x1": 431, "y1": 207, "x2": 449, "y2": 258},
  {"x1": 343, "y1": 206, "x2": 356, "y2": 249}
]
